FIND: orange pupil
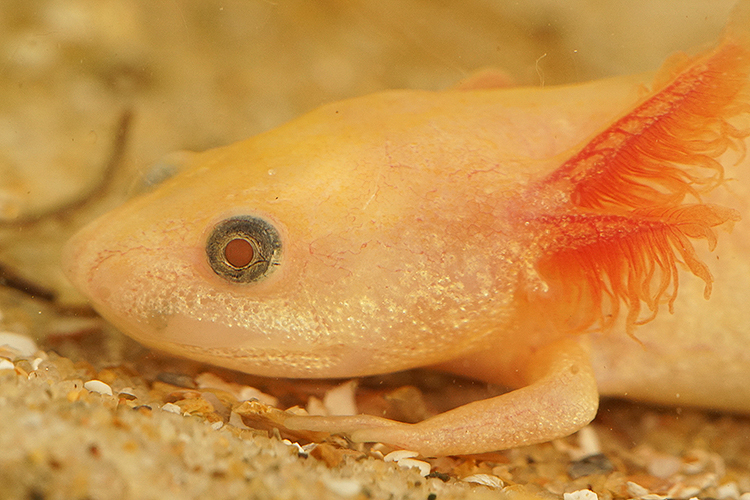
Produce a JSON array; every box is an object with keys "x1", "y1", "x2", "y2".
[{"x1": 224, "y1": 238, "x2": 254, "y2": 268}]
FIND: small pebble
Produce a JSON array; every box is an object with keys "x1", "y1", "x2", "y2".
[
  {"x1": 237, "y1": 386, "x2": 278, "y2": 406},
  {"x1": 161, "y1": 402, "x2": 182, "y2": 414},
  {"x1": 568, "y1": 453, "x2": 615, "y2": 479},
  {"x1": 382, "y1": 450, "x2": 429, "y2": 475},
  {"x1": 462, "y1": 474, "x2": 503, "y2": 488},
  {"x1": 83, "y1": 379, "x2": 113, "y2": 396},
  {"x1": 384, "y1": 450, "x2": 419, "y2": 462},
  {"x1": 118, "y1": 387, "x2": 137, "y2": 398},
  {"x1": 396, "y1": 458, "x2": 431, "y2": 476},
  {"x1": 576, "y1": 425, "x2": 602, "y2": 456},
  {"x1": 627, "y1": 481, "x2": 650, "y2": 498},
  {"x1": 322, "y1": 476, "x2": 362, "y2": 497},
  {"x1": 323, "y1": 380, "x2": 357, "y2": 416},
  {"x1": 0, "y1": 332, "x2": 37, "y2": 357},
  {"x1": 564, "y1": 490, "x2": 598, "y2": 500},
  {"x1": 301, "y1": 443, "x2": 318, "y2": 454},
  {"x1": 667, "y1": 472, "x2": 717, "y2": 499},
  {"x1": 306, "y1": 396, "x2": 327, "y2": 416},
  {"x1": 717, "y1": 482, "x2": 740, "y2": 500},
  {"x1": 648, "y1": 453, "x2": 682, "y2": 479},
  {"x1": 285, "y1": 441, "x2": 307, "y2": 456}
]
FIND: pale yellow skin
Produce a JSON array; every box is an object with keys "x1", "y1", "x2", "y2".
[{"x1": 63, "y1": 14, "x2": 750, "y2": 456}]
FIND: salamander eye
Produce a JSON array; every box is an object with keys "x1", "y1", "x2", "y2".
[{"x1": 206, "y1": 216, "x2": 281, "y2": 283}]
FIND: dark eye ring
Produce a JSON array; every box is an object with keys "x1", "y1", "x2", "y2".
[{"x1": 206, "y1": 216, "x2": 281, "y2": 283}]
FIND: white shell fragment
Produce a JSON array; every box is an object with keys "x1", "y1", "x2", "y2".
[
  {"x1": 462, "y1": 474, "x2": 504, "y2": 488},
  {"x1": 383, "y1": 450, "x2": 419, "y2": 462},
  {"x1": 118, "y1": 387, "x2": 137, "y2": 398},
  {"x1": 283, "y1": 440, "x2": 306, "y2": 455},
  {"x1": 323, "y1": 380, "x2": 357, "y2": 416},
  {"x1": 161, "y1": 402, "x2": 182, "y2": 414},
  {"x1": 564, "y1": 490, "x2": 598, "y2": 500},
  {"x1": 83, "y1": 379, "x2": 113, "y2": 396},
  {"x1": 626, "y1": 481, "x2": 650, "y2": 498},
  {"x1": 576, "y1": 425, "x2": 602, "y2": 457},
  {"x1": 383, "y1": 450, "x2": 430, "y2": 476},
  {"x1": 0, "y1": 332, "x2": 38, "y2": 357},
  {"x1": 395, "y1": 458, "x2": 431, "y2": 476},
  {"x1": 236, "y1": 386, "x2": 279, "y2": 406},
  {"x1": 305, "y1": 396, "x2": 328, "y2": 416},
  {"x1": 0, "y1": 358, "x2": 15, "y2": 370}
]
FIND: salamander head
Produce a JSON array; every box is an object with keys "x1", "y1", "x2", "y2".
[{"x1": 62, "y1": 93, "x2": 520, "y2": 378}]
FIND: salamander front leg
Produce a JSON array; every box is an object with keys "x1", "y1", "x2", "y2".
[{"x1": 283, "y1": 339, "x2": 599, "y2": 457}]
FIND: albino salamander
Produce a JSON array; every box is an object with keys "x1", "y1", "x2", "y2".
[{"x1": 63, "y1": 2, "x2": 750, "y2": 456}]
